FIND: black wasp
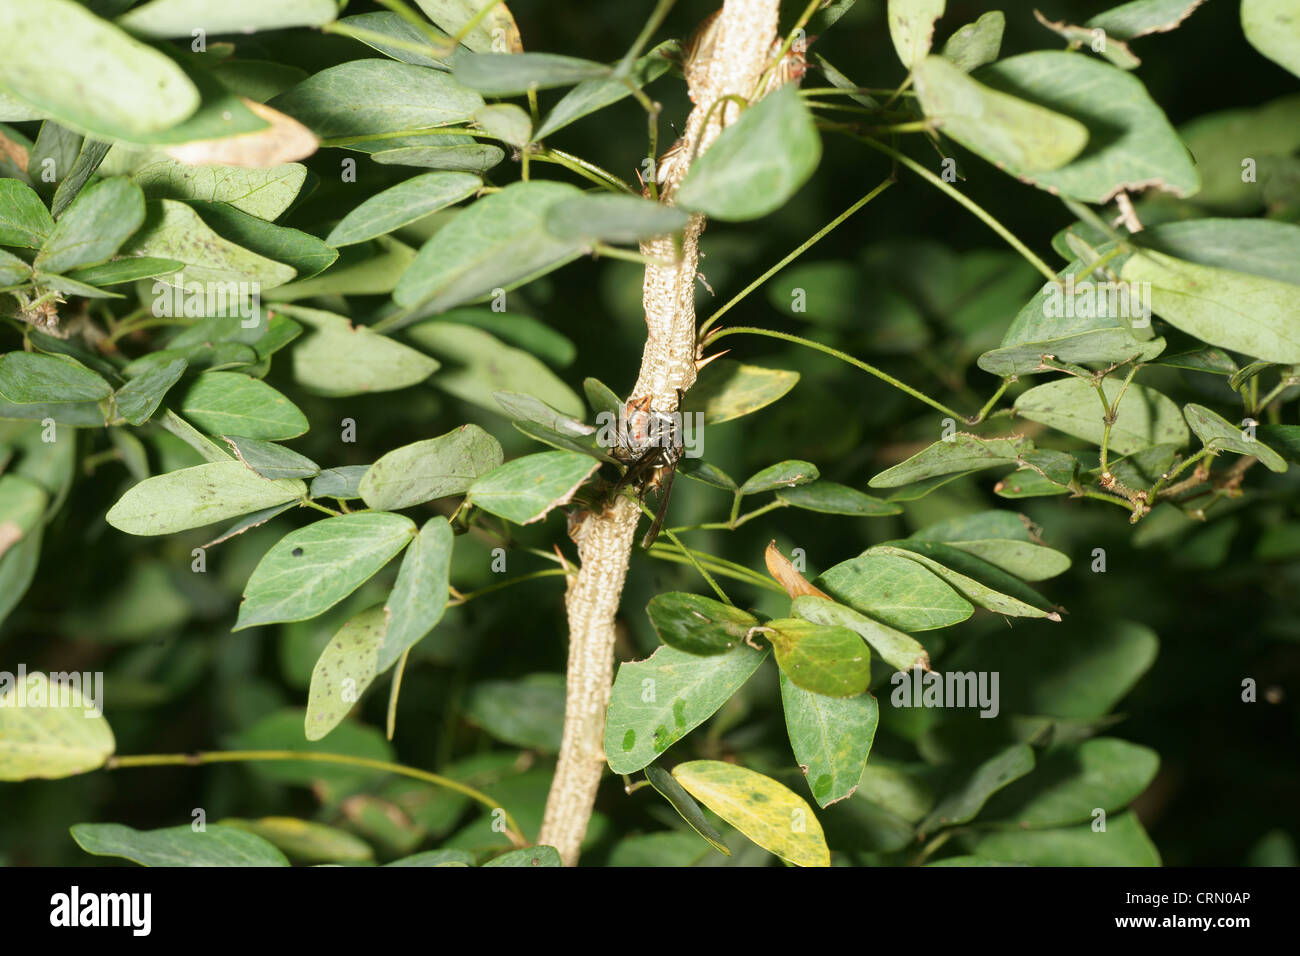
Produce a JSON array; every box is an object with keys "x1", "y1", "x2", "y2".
[{"x1": 611, "y1": 391, "x2": 684, "y2": 549}]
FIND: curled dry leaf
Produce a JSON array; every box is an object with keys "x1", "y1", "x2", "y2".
[
  {"x1": 163, "y1": 99, "x2": 318, "y2": 168},
  {"x1": 764, "y1": 540, "x2": 831, "y2": 600}
]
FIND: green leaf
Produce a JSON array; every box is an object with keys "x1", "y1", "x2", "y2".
[
  {"x1": 544, "y1": 194, "x2": 689, "y2": 244},
  {"x1": 203, "y1": 502, "x2": 295, "y2": 548},
  {"x1": 337, "y1": 12, "x2": 454, "y2": 69},
  {"x1": 918, "y1": 744, "x2": 1036, "y2": 835},
  {"x1": 534, "y1": 42, "x2": 676, "y2": 140},
  {"x1": 604, "y1": 643, "x2": 767, "y2": 775},
  {"x1": 235, "y1": 512, "x2": 416, "y2": 630},
  {"x1": 454, "y1": 53, "x2": 610, "y2": 96},
  {"x1": 0, "y1": 671, "x2": 114, "y2": 780},
  {"x1": 982, "y1": 738, "x2": 1160, "y2": 828},
  {"x1": 1183, "y1": 403, "x2": 1287, "y2": 473},
  {"x1": 774, "y1": 481, "x2": 902, "y2": 517},
  {"x1": 869, "y1": 434, "x2": 1032, "y2": 488},
  {"x1": 978, "y1": 257, "x2": 1165, "y2": 377},
  {"x1": 647, "y1": 592, "x2": 758, "y2": 655},
  {"x1": 279, "y1": 305, "x2": 439, "y2": 398},
  {"x1": 0, "y1": 400, "x2": 104, "y2": 427},
  {"x1": 122, "y1": 200, "x2": 297, "y2": 288},
  {"x1": 371, "y1": 143, "x2": 505, "y2": 172},
  {"x1": 869, "y1": 543, "x2": 1059, "y2": 620},
  {"x1": 671, "y1": 760, "x2": 831, "y2": 867},
  {"x1": 37, "y1": 272, "x2": 122, "y2": 300},
  {"x1": 271, "y1": 60, "x2": 482, "y2": 138},
  {"x1": 0, "y1": 352, "x2": 112, "y2": 404},
  {"x1": 941, "y1": 10, "x2": 1004, "y2": 72},
  {"x1": 114, "y1": 357, "x2": 185, "y2": 425},
  {"x1": 465, "y1": 674, "x2": 565, "y2": 752},
  {"x1": 914, "y1": 55, "x2": 1088, "y2": 173},
  {"x1": 360, "y1": 424, "x2": 503, "y2": 511},
  {"x1": 1014, "y1": 377, "x2": 1188, "y2": 454},
  {"x1": 131, "y1": 159, "x2": 306, "y2": 221},
  {"x1": 394, "y1": 181, "x2": 585, "y2": 314},
  {"x1": 311, "y1": 466, "x2": 369, "y2": 501},
  {"x1": 679, "y1": 459, "x2": 738, "y2": 491},
  {"x1": 644, "y1": 765, "x2": 729, "y2": 854},
  {"x1": 495, "y1": 391, "x2": 592, "y2": 436},
  {"x1": 980, "y1": 330, "x2": 1164, "y2": 378},
  {"x1": 739, "y1": 460, "x2": 819, "y2": 495},
  {"x1": 33, "y1": 177, "x2": 144, "y2": 274},
  {"x1": 106, "y1": 461, "x2": 306, "y2": 535},
  {"x1": 305, "y1": 604, "x2": 387, "y2": 741},
  {"x1": 0, "y1": 179, "x2": 54, "y2": 248},
  {"x1": 66, "y1": 256, "x2": 182, "y2": 287},
  {"x1": 378, "y1": 516, "x2": 453, "y2": 672},
  {"x1": 186, "y1": 201, "x2": 336, "y2": 279},
  {"x1": 976, "y1": 52, "x2": 1199, "y2": 202},
  {"x1": 1242, "y1": 0, "x2": 1300, "y2": 78},
  {"x1": 681, "y1": 359, "x2": 799, "y2": 425},
  {"x1": 407, "y1": 321, "x2": 583, "y2": 417},
  {"x1": 0, "y1": 0, "x2": 199, "y2": 140},
  {"x1": 467, "y1": 451, "x2": 598, "y2": 525},
  {"x1": 117, "y1": 0, "x2": 338, "y2": 36},
  {"x1": 326, "y1": 172, "x2": 481, "y2": 247},
  {"x1": 764, "y1": 618, "x2": 871, "y2": 698},
  {"x1": 791, "y1": 594, "x2": 932, "y2": 673},
  {"x1": 677, "y1": 85, "x2": 821, "y2": 222},
  {"x1": 484, "y1": 846, "x2": 562, "y2": 867},
  {"x1": 218, "y1": 818, "x2": 373, "y2": 865},
  {"x1": 816, "y1": 552, "x2": 973, "y2": 631},
  {"x1": 780, "y1": 672, "x2": 879, "y2": 808},
  {"x1": 888, "y1": 0, "x2": 947, "y2": 68},
  {"x1": 1087, "y1": 0, "x2": 1207, "y2": 39},
  {"x1": 70, "y1": 823, "x2": 289, "y2": 867},
  {"x1": 1121, "y1": 250, "x2": 1300, "y2": 364},
  {"x1": 413, "y1": 0, "x2": 520, "y2": 54},
  {"x1": 909, "y1": 514, "x2": 1073, "y2": 581},
  {"x1": 1137, "y1": 219, "x2": 1300, "y2": 286},
  {"x1": 512, "y1": 419, "x2": 613, "y2": 463},
  {"x1": 225, "y1": 435, "x2": 320, "y2": 480},
  {"x1": 583, "y1": 377, "x2": 621, "y2": 417},
  {"x1": 0, "y1": 248, "x2": 30, "y2": 287},
  {"x1": 960, "y1": 811, "x2": 1160, "y2": 865},
  {"x1": 178, "y1": 372, "x2": 308, "y2": 440}
]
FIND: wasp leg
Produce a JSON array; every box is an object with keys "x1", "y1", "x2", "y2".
[{"x1": 641, "y1": 462, "x2": 678, "y2": 549}]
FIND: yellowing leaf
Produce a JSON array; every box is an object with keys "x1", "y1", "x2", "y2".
[
  {"x1": 0, "y1": 672, "x2": 115, "y2": 781},
  {"x1": 163, "y1": 99, "x2": 318, "y2": 167},
  {"x1": 671, "y1": 760, "x2": 831, "y2": 867}
]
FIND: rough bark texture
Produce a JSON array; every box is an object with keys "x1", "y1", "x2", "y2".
[{"x1": 537, "y1": 0, "x2": 781, "y2": 867}]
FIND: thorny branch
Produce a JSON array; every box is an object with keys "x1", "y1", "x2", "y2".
[{"x1": 537, "y1": 0, "x2": 782, "y2": 866}]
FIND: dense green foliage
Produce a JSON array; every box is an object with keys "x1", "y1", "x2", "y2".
[{"x1": 0, "y1": 0, "x2": 1298, "y2": 867}]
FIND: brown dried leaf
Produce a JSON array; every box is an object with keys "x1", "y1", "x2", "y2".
[{"x1": 764, "y1": 540, "x2": 830, "y2": 600}]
